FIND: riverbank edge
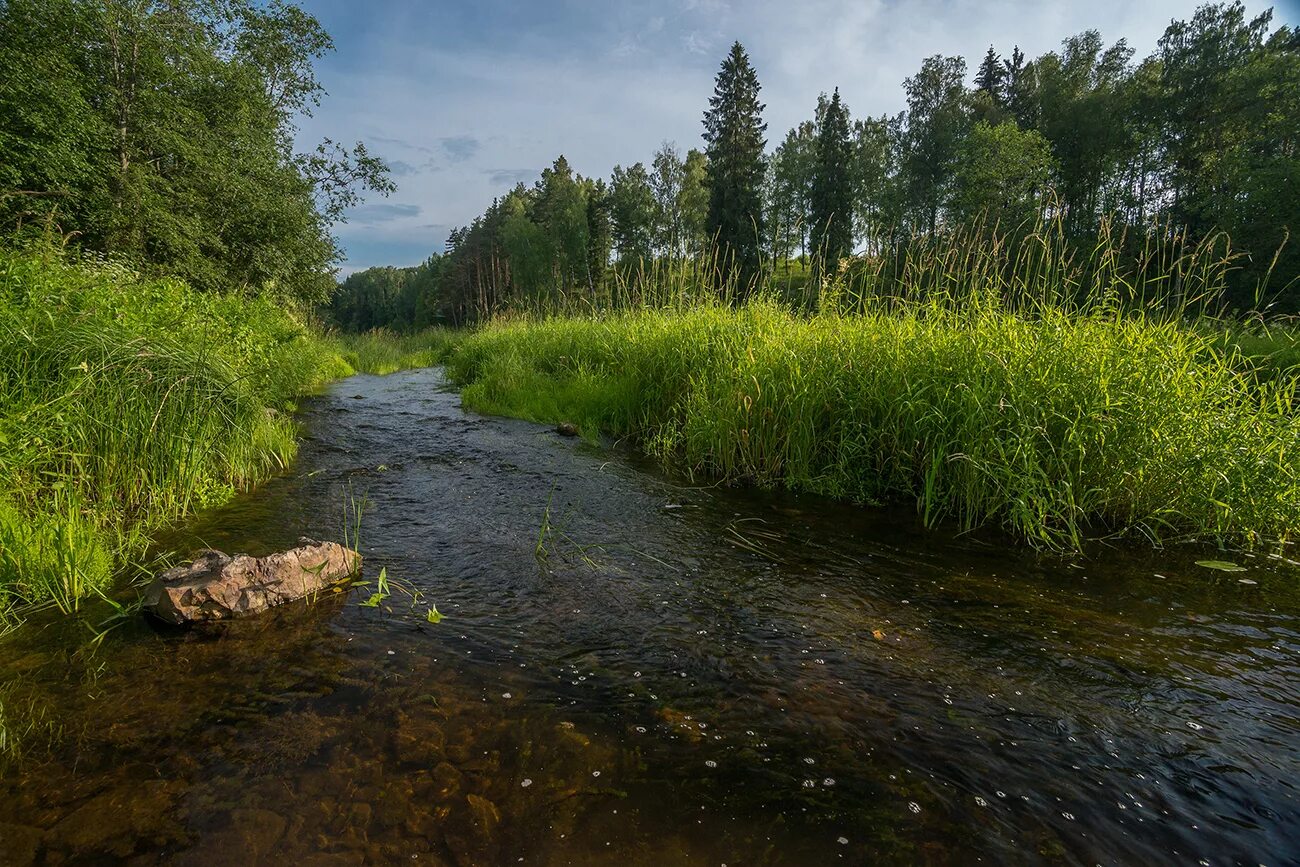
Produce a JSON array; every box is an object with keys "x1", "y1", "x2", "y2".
[
  {"x1": 445, "y1": 305, "x2": 1300, "y2": 552},
  {"x1": 0, "y1": 250, "x2": 458, "y2": 627}
]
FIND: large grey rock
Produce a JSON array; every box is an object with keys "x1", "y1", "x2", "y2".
[{"x1": 144, "y1": 538, "x2": 361, "y2": 624}]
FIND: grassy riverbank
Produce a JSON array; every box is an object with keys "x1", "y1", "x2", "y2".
[
  {"x1": 0, "y1": 249, "x2": 452, "y2": 624},
  {"x1": 449, "y1": 303, "x2": 1300, "y2": 550}
]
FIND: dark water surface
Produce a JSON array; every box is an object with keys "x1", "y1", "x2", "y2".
[{"x1": 2, "y1": 367, "x2": 1299, "y2": 866}]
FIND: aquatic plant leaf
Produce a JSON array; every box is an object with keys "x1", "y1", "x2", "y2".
[
  {"x1": 1196, "y1": 560, "x2": 1247, "y2": 572},
  {"x1": 360, "y1": 567, "x2": 390, "y2": 606},
  {"x1": 425, "y1": 605, "x2": 443, "y2": 624}
]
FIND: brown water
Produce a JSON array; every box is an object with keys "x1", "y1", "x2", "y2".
[{"x1": 2, "y1": 367, "x2": 1299, "y2": 866}]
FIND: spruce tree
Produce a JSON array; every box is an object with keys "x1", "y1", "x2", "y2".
[
  {"x1": 975, "y1": 46, "x2": 1004, "y2": 98},
  {"x1": 702, "y1": 41, "x2": 768, "y2": 301},
  {"x1": 809, "y1": 88, "x2": 853, "y2": 282}
]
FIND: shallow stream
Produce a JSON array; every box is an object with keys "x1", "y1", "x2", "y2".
[{"x1": 2, "y1": 367, "x2": 1297, "y2": 865}]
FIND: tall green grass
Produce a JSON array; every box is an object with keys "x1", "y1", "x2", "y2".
[
  {"x1": 0, "y1": 248, "x2": 455, "y2": 624},
  {"x1": 448, "y1": 301, "x2": 1300, "y2": 550},
  {"x1": 325, "y1": 328, "x2": 461, "y2": 376}
]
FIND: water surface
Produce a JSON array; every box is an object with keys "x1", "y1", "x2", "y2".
[{"x1": 2, "y1": 367, "x2": 1298, "y2": 865}]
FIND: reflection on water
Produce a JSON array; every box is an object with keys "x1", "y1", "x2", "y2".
[{"x1": 2, "y1": 367, "x2": 1298, "y2": 866}]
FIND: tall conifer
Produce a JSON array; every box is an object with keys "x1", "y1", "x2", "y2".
[
  {"x1": 809, "y1": 88, "x2": 853, "y2": 281},
  {"x1": 702, "y1": 41, "x2": 767, "y2": 301}
]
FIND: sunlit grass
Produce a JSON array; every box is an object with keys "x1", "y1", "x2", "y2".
[
  {"x1": 0, "y1": 249, "x2": 455, "y2": 622},
  {"x1": 449, "y1": 300, "x2": 1300, "y2": 550}
]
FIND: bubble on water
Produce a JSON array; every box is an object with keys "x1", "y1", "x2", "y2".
[
  {"x1": 836, "y1": 837, "x2": 848, "y2": 845},
  {"x1": 823, "y1": 778, "x2": 836, "y2": 786},
  {"x1": 975, "y1": 796, "x2": 988, "y2": 807},
  {"x1": 1062, "y1": 812, "x2": 1075, "y2": 820},
  {"x1": 705, "y1": 760, "x2": 717, "y2": 768},
  {"x1": 996, "y1": 791, "x2": 1006, "y2": 799},
  {"x1": 635, "y1": 726, "x2": 647, "y2": 733},
  {"x1": 592, "y1": 771, "x2": 601, "y2": 778},
  {"x1": 521, "y1": 779, "x2": 533, "y2": 788},
  {"x1": 802, "y1": 779, "x2": 816, "y2": 788},
  {"x1": 502, "y1": 693, "x2": 512, "y2": 699},
  {"x1": 908, "y1": 802, "x2": 921, "y2": 814},
  {"x1": 634, "y1": 671, "x2": 642, "y2": 677},
  {"x1": 803, "y1": 757, "x2": 815, "y2": 765},
  {"x1": 1187, "y1": 721, "x2": 1203, "y2": 731}
]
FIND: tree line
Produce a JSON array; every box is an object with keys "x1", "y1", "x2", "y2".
[
  {"x1": 0, "y1": 0, "x2": 392, "y2": 303},
  {"x1": 335, "y1": 1, "x2": 1299, "y2": 330}
]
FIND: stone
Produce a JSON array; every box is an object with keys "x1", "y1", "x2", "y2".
[
  {"x1": 143, "y1": 539, "x2": 361, "y2": 624},
  {"x1": 47, "y1": 780, "x2": 184, "y2": 856},
  {"x1": 0, "y1": 822, "x2": 43, "y2": 866},
  {"x1": 555, "y1": 422, "x2": 579, "y2": 437}
]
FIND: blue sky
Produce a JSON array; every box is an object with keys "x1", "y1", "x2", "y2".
[{"x1": 294, "y1": 0, "x2": 1296, "y2": 276}]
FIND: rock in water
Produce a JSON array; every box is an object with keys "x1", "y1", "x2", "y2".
[{"x1": 143, "y1": 538, "x2": 361, "y2": 624}]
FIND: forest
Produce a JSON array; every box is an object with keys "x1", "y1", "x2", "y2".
[{"x1": 331, "y1": 2, "x2": 1300, "y2": 330}]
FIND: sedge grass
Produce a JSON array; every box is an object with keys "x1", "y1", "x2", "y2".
[
  {"x1": 448, "y1": 300, "x2": 1300, "y2": 550},
  {"x1": 0, "y1": 248, "x2": 456, "y2": 623}
]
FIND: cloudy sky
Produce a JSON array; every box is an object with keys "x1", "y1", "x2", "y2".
[{"x1": 294, "y1": 0, "x2": 1297, "y2": 276}]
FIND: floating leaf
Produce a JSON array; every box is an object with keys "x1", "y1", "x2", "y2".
[
  {"x1": 425, "y1": 605, "x2": 443, "y2": 624},
  {"x1": 871, "y1": 628, "x2": 885, "y2": 641},
  {"x1": 1196, "y1": 560, "x2": 1247, "y2": 573}
]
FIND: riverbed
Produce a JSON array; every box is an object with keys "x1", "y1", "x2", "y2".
[{"x1": 1, "y1": 367, "x2": 1297, "y2": 865}]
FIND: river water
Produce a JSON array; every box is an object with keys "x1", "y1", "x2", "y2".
[{"x1": 1, "y1": 367, "x2": 1298, "y2": 866}]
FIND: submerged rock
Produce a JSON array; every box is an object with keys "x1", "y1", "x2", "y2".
[{"x1": 143, "y1": 539, "x2": 361, "y2": 624}]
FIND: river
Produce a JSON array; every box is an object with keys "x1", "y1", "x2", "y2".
[{"x1": 1, "y1": 367, "x2": 1297, "y2": 865}]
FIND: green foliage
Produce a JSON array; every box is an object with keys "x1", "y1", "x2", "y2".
[
  {"x1": 810, "y1": 89, "x2": 854, "y2": 280},
  {"x1": 0, "y1": 247, "x2": 442, "y2": 620},
  {"x1": 325, "y1": 328, "x2": 461, "y2": 376},
  {"x1": 950, "y1": 122, "x2": 1055, "y2": 227},
  {"x1": 0, "y1": 0, "x2": 390, "y2": 302},
  {"x1": 902, "y1": 55, "x2": 969, "y2": 234},
  {"x1": 609, "y1": 162, "x2": 656, "y2": 267},
  {"x1": 703, "y1": 41, "x2": 768, "y2": 299},
  {"x1": 331, "y1": 258, "x2": 446, "y2": 332},
  {"x1": 450, "y1": 300, "x2": 1300, "y2": 551},
  {"x1": 345, "y1": 5, "x2": 1298, "y2": 330}
]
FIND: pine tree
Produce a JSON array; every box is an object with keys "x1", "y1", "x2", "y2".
[
  {"x1": 809, "y1": 88, "x2": 853, "y2": 283},
  {"x1": 702, "y1": 41, "x2": 768, "y2": 301}
]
